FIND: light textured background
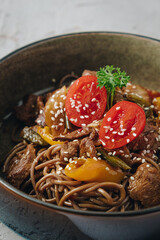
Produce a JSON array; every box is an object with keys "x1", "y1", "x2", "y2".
[{"x1": 0, "y1": 0, "x2": 160, "y2": 239}]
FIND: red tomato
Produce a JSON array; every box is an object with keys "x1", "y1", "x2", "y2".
[
  {"x1": 65, "y1": 75, "x2": 107, "y2": 127},
  {"x1": 99, "y1": 101, "x2": 146, "y2": 149}
]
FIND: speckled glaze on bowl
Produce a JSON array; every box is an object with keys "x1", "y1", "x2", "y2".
[{"x1": 0, "y1": 32, "x2": 160, "y2": 240}]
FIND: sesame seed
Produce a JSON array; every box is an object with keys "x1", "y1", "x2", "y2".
[
  {"x1": 80, "y1": 116, "x2": 85, "y2": 119},
  {"x1": 59, "y1": 123, "x2": 63, "y2": 126},
  {"x1": 85, "y1": 115, "x2": 89, "y2": 118},
  {"x1": 64, "y1": 157, "x2": 68, "y2": 161},
  {"x1": 91, "y1": 98, "x2": 96, "y2": 102},
  {"x1": 36, "y1": 119, "x2": 41, "y2": 123},
  {"x1": 143, "y1": 150, "x2": 147, "y2": 154},
  {"x1": 113, "y1": 121, "x2": 117, "y2": 124},
  {"x1": 85, "y1": 104, "x2": 89, "y2": 107},
  {"x1": 126, "y1": 139, "x2": 130, "y2": 143},
  {"x1": 116, "y1": 106, "x2": 120, "y2": 110},
  {"x1": 82, "y1": 123, "x2": 86, "y2": 127},
  {"x1": 107, "y1": 117, "x2": 111, "y2": 122},
  {"x1": 105, "y1": 167, "x2": 109, "y2": 171},
  {"x1": 91, "y1": 111, "x2": 96, "y2": 115},
  {"x1": 147, "y1": 144, "x2": 150, "y2": 149},
  {"x1": 113, "y1": 131, "x2": 117, "y2": 134},
  {"x1": 146, "y1": 164, "x2": 150, "y2": 168},
  {"x1": 108, "y1": 152, "x2": 112, "y2": 155},
  {"x1": 142, "y1": 159, "x2": 146, "y2": 163},
  {"x1": 130, "y1": 176, "x2": 135, "y2": 180},
  {"x1": 101, "y1": 140, "x2": 106, "y2": 146},
  {"x1": 50, "y1": 110, "x2": 54, "y2": 114},
  {"x1": 105, "y1": 136, "x2": 110, "y2": 139},
  {"x1": 131, "y1": 127, "x2": 136, "y2": 131},
  {"x1": 93, "y1": 157, "x2": 97, "y2": 160},
  {"x1": 133, "y1": 133, "x2": 137, "y2": 137},
  {"x1": 51, "y1": 117, "x2": 55, "y2": 121},
  {"x1": 87, "y1": 152, "x2": 90, "y2": 157},
  {"x1": 112, "y1": 151, "x2": 116, "y2": 156},
  {"x1": 111, "y1": 139, "x2": 115, "y2": 142},
  {"x1": 119, "y1": 150, "x2": 124, "y2": 153},
  {"x1": 144, "y1": 137, "x2": 148, "y2": 142},
  {"x1": 60, "y1": 118, "x2": 64, "y2": 122},
  {"x1": 125, "y1": 154, "x2": 129, "y2": 158},
  {"x1": 137, "y1": 158, "x2": 142, "y2": 160}
]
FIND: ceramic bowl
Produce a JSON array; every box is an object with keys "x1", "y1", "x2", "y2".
[{"x1": 0, "y1": 32, "x2": 160, "y2": 240}]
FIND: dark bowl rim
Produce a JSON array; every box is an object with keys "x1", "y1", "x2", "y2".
[
  {"x1": 0, "y1": 31, "x2": 160, "y2": 63},
  {"x1": 0, "y1": 31, "x2": 160, "y2": 218}
]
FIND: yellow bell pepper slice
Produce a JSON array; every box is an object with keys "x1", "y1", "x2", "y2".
[
  {"x1": 37, "y1": 126, "x2": 63, "y2": 145},
  {"x1": 65, "y1": 158, "x2": 125, "y2": 183}
]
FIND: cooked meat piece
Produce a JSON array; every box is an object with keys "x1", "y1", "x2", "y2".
[
  {"x1": 35, "y1": 96, "x2": 46, "y2": 127},
  {"x1": 60, "y1": 141, "x2": 79, "y2": 160},
  {"x1": 6, "y1": 144, "x2": 36, "y2": 188},
  {"x1": 80, "y1": 137, "x2": 97, "y2": 158},
  {"x1": 54, "y1": 127, "x2": 93, "y2": 141},
  {"x1": 89, "y1": 128, "x2": 99, "y2": 141},
  {"x1": 128, "y1": 163, "x2": 160, "y2": 207},
  {"x1": 15, "y1": 94, "x2": 38, "y2": 125},
  {"x1": 82, "y1": 69, "x2": 97, "y2": 76},
  {"x1": 128, "y1": 121, "x2": 160, "y2": 152}
]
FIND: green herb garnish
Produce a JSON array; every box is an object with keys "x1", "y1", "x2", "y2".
[{"x1": 97, "y1": 65, "x2": 130, "y2": 109}]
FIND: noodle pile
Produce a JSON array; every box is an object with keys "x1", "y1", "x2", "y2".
[{"x1": 4, "y1": 140, "x2": 153, "y2": 212}]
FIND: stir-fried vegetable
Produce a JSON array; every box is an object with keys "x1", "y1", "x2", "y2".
[
  {"x1": 96, "y1": 147, "x2": 131, "y2": 170},
  {"x1": 37, "y1": 126, "x2": 63, "y2": 145},
  {"x1": 153, "y1": 97, "x2": 160, "y2": 123},
  {"x1": 65, "y1": 158, "x2": 125, "y2": 183},
  {"x1": 45, "y1": 86, "x2": 67, "y2": 136},
  {"x1": 21, "y1": 127, "x2": 48, "y2": 146}
]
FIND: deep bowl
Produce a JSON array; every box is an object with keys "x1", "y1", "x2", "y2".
[{"x1": 0, "y1": 32, "x2": 160, "y2": 240}]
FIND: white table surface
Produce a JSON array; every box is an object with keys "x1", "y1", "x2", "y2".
[{"x1": 0, "y1": 0, "x2": 160, "y2": 239}]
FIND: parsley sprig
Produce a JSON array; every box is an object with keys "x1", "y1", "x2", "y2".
[{"x1": 97, "y1": 65, "x2": 130, "y2": 109}]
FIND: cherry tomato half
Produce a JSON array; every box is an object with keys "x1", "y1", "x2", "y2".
[
  {"x1": 65, "y1": 75, "x2": 107, "y2": 127},
  {"x1": 99, "y1": 101, "x2": 146, "y2": 149}
]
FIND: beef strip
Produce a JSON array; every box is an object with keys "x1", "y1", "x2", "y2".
[
  {"x1": 15, "y1": 94, "x2": 38, "y2": 125},
  {"x1": 60, "y1": 141, "x2": 79, "y2": 160},
  {"x1": 128, "y1": 121, "x2": 160, "y2": 152},
  {"x1": 6, "y1": 144, "x2": 36, "y2": 188},
  {"x1": 54, "y1": 127, "x2": 93, "y2": 141},
  {"x1": 80, "y1": 137, "x2": 97, "y2": 158},
  {"x1": 128, "y1": 162, "x2": 160, "y2": 207}
]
